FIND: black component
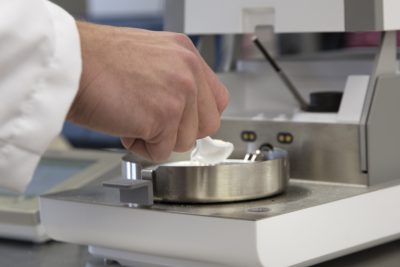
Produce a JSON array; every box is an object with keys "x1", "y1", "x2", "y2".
[
  {"x1": 277, "y1": 132, "x2": 294, "y2": 144},
  {"x1": 307, "y1": 91, "x2": 343, "y2": 113},
  {"x1": 253, "y1": 37, "x2": 281, "y2": 72},
  {"x1": 259, "y1": 143, "x2": 274, "y2": 151},
  {"x1": 253, "y1": 36, "x2": 344, "y2": 114},
  {"x1": 252, "y1": 36, "x2": 309, "y2": 111},
  {"x1": 241, "y1": 131, "x2": 257, "y2": 142}
]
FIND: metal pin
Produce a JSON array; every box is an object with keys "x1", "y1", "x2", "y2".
[{"x1": 252, "y1": 36, "x2": 310, "y2": 111}]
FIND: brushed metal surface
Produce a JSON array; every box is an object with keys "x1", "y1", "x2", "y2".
[
  {"x1": 368, "y1": 75, "x2": 400, "y2": 185},
  {"x1": 40, "y1": 152, "x2": 399, "y2": 222},
  {"x1": 39, "y1": 150, "x2": 399, "y2": 223},
  {"x1": 41, "y1": 177, "x2": 379, "y2": 222},
  {"x1": 214, "y1": 119, "x2": 368, "y2": 185},
  {"x1": 359, "y1": 31, "x2": 398, "y2": 172},
  {"x1": 140, "y1": 158, "x2": 288, "y2": 203}
]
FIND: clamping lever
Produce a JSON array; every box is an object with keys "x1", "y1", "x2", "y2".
[{"x1": 102, "y1": 160, "x2": 154, "y2": 205}]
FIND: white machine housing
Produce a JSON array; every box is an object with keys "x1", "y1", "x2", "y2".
[
  {"x1": 166, "y1": 0, "x2": 400, "y2": 187},
  {"x1": 39, "y1": 1, "x2": 400, "y2": 267},
  {"x1": 165, "y1": 0, "x2": 400, "y2": 34}
]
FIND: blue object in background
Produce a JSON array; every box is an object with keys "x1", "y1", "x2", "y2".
[
  {"x1": 87, "y1": 16, "x2": 163, "y2": 30},
  {"x1": 62, "y1": 122, "x2": 123, "y2": 149}
]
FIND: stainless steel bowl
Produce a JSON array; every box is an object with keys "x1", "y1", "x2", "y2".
[{"x1": 138, "y1": 153, "x2": 289, "y2": 203}]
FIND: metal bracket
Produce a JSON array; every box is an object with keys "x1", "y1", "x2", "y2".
[
  {"x1": 103, "y1": 178, "x2": 154, "y2": 206},
  {"x1": 103, "y1": 157, "x2": 154, "y2": 205},
  {"x1": 359, "y1": 31, "x2": 398, "y2": 173}
]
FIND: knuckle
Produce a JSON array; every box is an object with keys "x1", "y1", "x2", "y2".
[
  {"x1": 165, "y1": 98, "x2": 184, "y2": 118},
  {"x1": 141, "y1": 125, "x2": 155, "y2": 140},
  {"x1": 174, "y1": 73, "x2": 197, "y2": 97},
  {"x1": 136, "y1": 120, "x2": 154, "y2": 140},
  {"x1": 180, "y1": 50, "x2": 200, "y2": 71},
  {"x1": 142, "y1": 99, "x2": 184, "y2": 142},
  {"x1": 173, "y1": 33, "x2": 194, "y2": 49}
]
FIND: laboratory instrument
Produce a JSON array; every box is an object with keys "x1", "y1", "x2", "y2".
[{"x1": 40, "y1": 0, "x2": 400, "y2": 266}]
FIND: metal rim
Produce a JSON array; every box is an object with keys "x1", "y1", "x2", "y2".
[{"x1": 140, "y1": 156, "x2": 289, "y2": 204}]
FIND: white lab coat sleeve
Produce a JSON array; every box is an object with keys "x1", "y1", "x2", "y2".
[{"x1": 0, "y1": 0, "x2": 82, "y2": 192}]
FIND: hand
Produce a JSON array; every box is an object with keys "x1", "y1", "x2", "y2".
[{"x1": 67, "y1": 22, "x2": 229, "y2": 161}]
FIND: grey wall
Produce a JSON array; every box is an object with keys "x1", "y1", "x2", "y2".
[{"x1": 50, "y1": 0, "x2": 87, "y2": 16}]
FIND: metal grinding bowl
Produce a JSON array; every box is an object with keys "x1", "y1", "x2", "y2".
[{"x1": 121, "y1": 148, "x2": 289, "y2": 204}]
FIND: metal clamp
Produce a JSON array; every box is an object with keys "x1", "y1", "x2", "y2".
[
  {"x1": 103, "y1": 159, "x2": 154, "y2": 205},
  {"x1": 103, "y1": 178, "x2": 153, "y2": 205},
  {"x1": 244, "y1": 144, "x2": 275, "y2": 162}
]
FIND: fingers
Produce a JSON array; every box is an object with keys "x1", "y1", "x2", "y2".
[
  {"x1": 174, "y1": 91, "x2": 199, "y2": 152},
  {"x1": 122, "y1": 130, "x2": 178, "y2": 162},
  {"x1": 171, "y1": 32, "x2": 230, "y2": 114},
  {"x1": 118, "y1": 31, "x2": 230, "y2": 161},
  {"x1": 121, "y1": 138, "x2": 155, "y2": 161},
  {"x1": 199, "y1": 56, "x2": 230, "y2": 114},
  {"x1": 193, "y1": 66, "x2": 221, "y2": 139}
]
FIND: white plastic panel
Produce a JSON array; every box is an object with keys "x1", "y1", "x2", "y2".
[
  {"x1": 337, "y1": 75, "x2": 370, "y2": 123},
  {"x1": 275, "y1": 0, "x2": 345, "y2": 33},
  {"x1": 183, "y1": 0, "x2": 275, "y2": 34},
  {"x1": 41, "y1": 200, "x2": 263, "y2": 267},
  {"x1": 167, "y1": 0, "x2": 400, "y2": 34},
  {"x1": 41, "y1": 182, "x2": 400, "y2": 266},
  {"x1": 0, "y1": 223, "x2": 48, "y2": 243},
  {"x1": 382, "y1": 0, "x2": 400, "y2": 30},
  {"x1": 257, "y1": 183, "x2": 400, "y2": 266}
]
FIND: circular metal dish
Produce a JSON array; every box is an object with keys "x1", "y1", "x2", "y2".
[{"x1": 139, "y1": 154, "x2": 289, "y2": 204}]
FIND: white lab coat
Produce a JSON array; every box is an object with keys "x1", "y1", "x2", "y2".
[{"x1": 0, "y1": 0, "x2": 82, "y2": 192}]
